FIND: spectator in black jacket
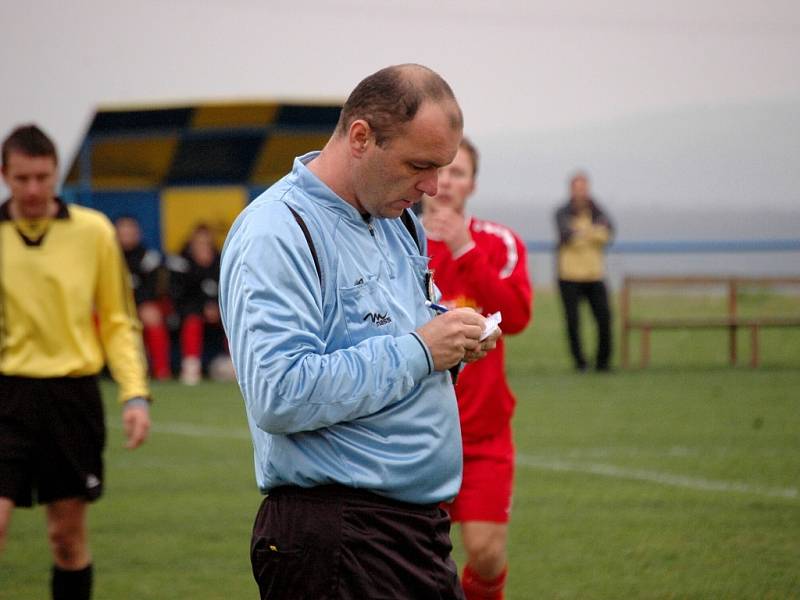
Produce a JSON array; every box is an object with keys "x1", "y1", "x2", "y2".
[{"x1": 167, "y1": 224, "x2": 226, "y2": 385}]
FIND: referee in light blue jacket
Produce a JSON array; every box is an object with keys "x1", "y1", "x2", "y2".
[{"x1": 219, "y1": 64, "x2": 500, "y2": 600}]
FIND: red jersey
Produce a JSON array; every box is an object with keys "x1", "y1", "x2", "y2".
[{"x1": 427, "y1": 216, "x2": 533, "y2": 443}]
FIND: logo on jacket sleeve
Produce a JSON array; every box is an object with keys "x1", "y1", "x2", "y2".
[{"x1": 363, "y1": 312, "x2": 393, "y2": 327}]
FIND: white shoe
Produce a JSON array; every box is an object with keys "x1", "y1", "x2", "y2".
[
  {"x1": 208, "y1": 354, "x2": 237, "y2": 382},
  {"x1": 180, "y1": 357, "x2": 202, "y2": 385}
]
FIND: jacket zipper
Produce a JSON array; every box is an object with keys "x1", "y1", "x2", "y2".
[{"x1": 366, "y1": 219, "x2": 395, "y2": 278}]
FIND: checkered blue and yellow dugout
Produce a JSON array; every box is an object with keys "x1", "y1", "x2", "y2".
[{"x1": 62, "y1": 101, "x2": 341, "y2": 252}]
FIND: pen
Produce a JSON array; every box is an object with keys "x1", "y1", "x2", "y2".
[{"x1": 425, "y1": 300, "x2": 449, "y2": 314}]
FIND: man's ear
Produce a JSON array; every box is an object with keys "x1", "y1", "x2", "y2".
[{"x1": 348, "y1": 120, "x2": 371, "y2": 157}]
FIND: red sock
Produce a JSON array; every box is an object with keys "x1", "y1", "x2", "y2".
[
  {"x1": 462, "y1": 564, "x2": 507, "y2": 600},
  {"x1": 143, "y1": 323, "x2": 171, "y2": 379},
  {"x1": 180, "y1": 314, "x2": 204, "y2": 360}
]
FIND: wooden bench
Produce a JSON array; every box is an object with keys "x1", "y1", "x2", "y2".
[{"x1": 620, "y1": 276, "x2": 800, "y2": 368}]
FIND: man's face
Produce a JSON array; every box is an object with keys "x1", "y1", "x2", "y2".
[
  {"x1": 116, "y1": 218, "x2": 142, "y2": 251},
  {"x1": 571, "y1": 176, "x2": 590, "y2": 202},
  {"x1": 2, "y1": 151, "x2": 58, "y2": 219},
  {"x1": 353, "y1": 101, "x2": 462, "y2": 219},
  {"x1": 189, "y1": 228, "x2": 216, "y2": 267},
  {"x1": 421, "y1": 145, "x2": 475, "y2": 215}
]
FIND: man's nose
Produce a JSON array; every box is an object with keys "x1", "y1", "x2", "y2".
[
  {"x1": 417, "y1": 170, "x2": 439, "y2": 197},
  {"x1": 24, "y1": 180, "x2": 41, "y2": 195}
]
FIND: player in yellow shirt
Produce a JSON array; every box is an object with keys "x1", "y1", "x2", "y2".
[
  {"x1": 0, "y1": 124, "x2": 151, "y2": 600},
  {"x1": 555, "y1": 171, "x2": 615, "y2": 372}
]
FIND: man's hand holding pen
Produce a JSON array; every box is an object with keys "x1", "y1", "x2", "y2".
[{"x1": 416, "y1": 306, "x2": 501, "y2": 371}]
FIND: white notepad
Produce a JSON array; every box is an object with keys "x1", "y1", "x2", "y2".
[{"x1": 480, "y1": 311, "x2": 502, "y2": 341}]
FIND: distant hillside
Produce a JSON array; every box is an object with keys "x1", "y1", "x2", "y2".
[
  {"x1": 474, "y1": 205, "x2": 800, "y2": 243},
  {"x1": 468, "y1": 98, "x2": 800, "y2": 241}
]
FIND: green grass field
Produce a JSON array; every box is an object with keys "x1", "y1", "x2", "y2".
[{"x1": 4, "y1": 290, "x2": 799, "y2": 599}]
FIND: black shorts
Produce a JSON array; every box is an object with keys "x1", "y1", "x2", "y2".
[
  {"x1": 251, "y1": 485, "x2": 466, "y2": 600},
  {"x1": 0, "y1": 374, "x2": 106, "y2": 507}
]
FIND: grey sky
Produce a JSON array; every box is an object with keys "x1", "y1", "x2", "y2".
[{"x1": 2, "y1": 0, "x2": 799, "y2": 214}]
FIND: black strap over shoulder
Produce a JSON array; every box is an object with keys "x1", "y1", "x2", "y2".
[
  {"x1": 286, "y1": 206, "x2": 421, "y2": 285},
  {"x1": 285, "y1": 204, "x2": 322, "y2": 284},
  {"x1": 400, "y1": 208, "x2": 421, "y2": 254}
]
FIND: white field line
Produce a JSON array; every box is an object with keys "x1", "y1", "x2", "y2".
[
  {"x1": 525, "y1": 446, "x2": 790, "y2": 459},
  {"x1": 109, "y1": 420, "x2": 251, "y2": 440},
  {"x1": 517, "y1": 454, "x2": 799, "y2": 501},
  {"x1": 109, "y1": 421, "x2": 798, "y2": 501}
]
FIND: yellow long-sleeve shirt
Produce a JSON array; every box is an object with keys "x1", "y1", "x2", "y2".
[{"x1": 0, "y1": 199, "x2": 149, "y2": 403}]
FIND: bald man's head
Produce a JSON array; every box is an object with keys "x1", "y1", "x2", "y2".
[{"x1": 335, "y1": 64, "x2": 463, "y2": 147}]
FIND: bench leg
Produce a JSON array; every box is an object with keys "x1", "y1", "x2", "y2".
[
  {"x1": 729, "y1": 325, "x2": 737, "y2": 366},
  {"x1": 622, "y1": 326, "x2": 629, "y2": 369},
  {"x1": 750, "y1": 325, "x2": 759, "y2": 368},
  {"x1": 640, "y1": 327, "x2": 650, "y2": 368}
]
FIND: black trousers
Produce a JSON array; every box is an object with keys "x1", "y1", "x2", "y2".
[
  {"x1": 558, "y1": 279, "x2": 612, "y2": 370},
  {"x1": 251, "y1": 485, "x2": 465, "y2": 600}
]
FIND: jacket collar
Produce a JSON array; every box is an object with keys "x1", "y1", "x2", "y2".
[
  {"x1": 290, "y1": 152, "x2": 366, "y2": 223},
  {"x1": 567, "y1": 197, "x2": 596, "y2": 214},
  {"x1": 0, "y1": 197, "x2": 70, "y2": 222}
]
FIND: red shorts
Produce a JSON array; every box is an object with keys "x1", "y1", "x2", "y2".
[{"x1": 445, "y1": 425, "x2": 514, "y2": 523}]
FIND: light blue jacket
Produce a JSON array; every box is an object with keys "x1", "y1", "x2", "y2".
[{"x1": 219, "y1": 152, "x2": 463, "y2": 504}]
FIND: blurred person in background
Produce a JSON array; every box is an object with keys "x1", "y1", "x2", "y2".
[
  {"x1": 115, "y1": 215, "x2": 172, "y2": 380},
  {"x1": 167, "y1": 223, "x2": 225, "y2": 385},
  {"x1": 422, "y1": 137, "x2": 533, "y2": 600},
  {"x1": 555, "y1": 171, "x2": 614, "y2": 372},
  {"x1": 0, "y1": 124, "x2": 151, "y2": 600}
]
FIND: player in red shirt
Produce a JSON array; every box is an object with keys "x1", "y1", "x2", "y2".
[{"x1": 422, "y1": 138, "x2": 533, "y2": 600}]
